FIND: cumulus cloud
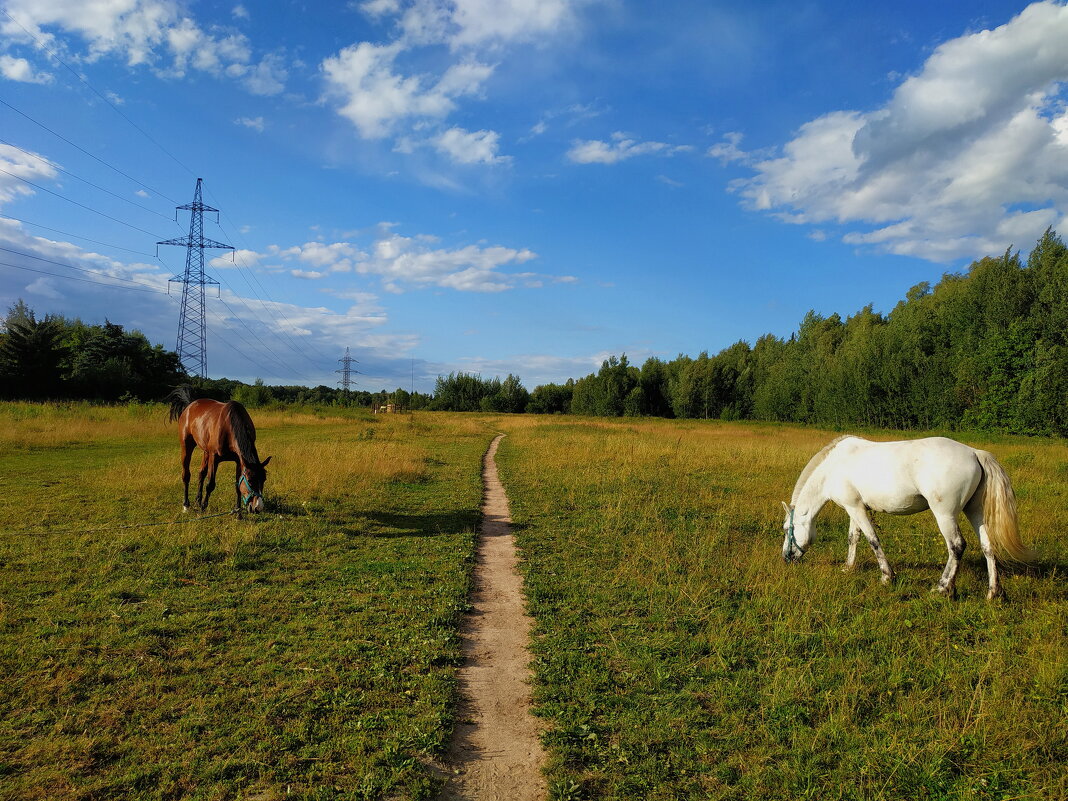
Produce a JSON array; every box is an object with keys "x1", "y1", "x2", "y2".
[
  {"x1": 0, "y1": 143, "x2": 59, "y2": 204},
  {"x1": 0, "y1": 0, "x2": 286, "y2": 93},
  {"x1": 731, "y1": 1, "x2": 1068, "y2": 262},
  {"x1": 235, "y1": 116, "x2": 265, "y2": 132},
  {"x1": 433, "y1": 126, "x2": 509, "y2": 164},
  {"x1": 0, "y1": 54, "x2": 52, "y2": 84},
  {"x1": 707, "y1": 131, "x2": 752, "y2": 165},
  {"x1": 322, "y1": 42, "x2": 493, "y2": 138},
  {"x1": 324, "y1": 0, "x2": 590, "y2": 161},
  {"x1": 567, "y1": 132, "x2": 692, "y2": 164},
  {"x1": 234, "y1": 225, "x2": 573, "y2": 293},
  {"x1": 367, "y1": 232, "x2": 537, "y2": 291}
]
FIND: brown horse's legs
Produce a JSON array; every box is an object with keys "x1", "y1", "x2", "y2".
[
  {"x1": 201, "y1": 455, "x2": 221, "y2": 510},
  {"x1": 196, "y1": 452, "x2": 211, "y2": 509},
  {"x1": 180, "y1": 436, "x2": 195, "y2": 510}
]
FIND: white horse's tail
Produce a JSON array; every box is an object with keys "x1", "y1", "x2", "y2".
[{"x1": 975, "y1": 450, "x2": 1030, "y2": 563}]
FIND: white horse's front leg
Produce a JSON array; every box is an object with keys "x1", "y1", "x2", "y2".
[
  {"x1": 847, "y1": 506, "x2": 895, "y2": 584},
  {"x1": 932, "y1": 512, "x2": 966, "y2": 598},
  {"x1": 842, "y1": 520, "x2": 861, "y2": 572}
]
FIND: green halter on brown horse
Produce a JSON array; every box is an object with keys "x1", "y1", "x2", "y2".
[{"x1": 167, "y1": 386, "x2": 271, "y2": 514}]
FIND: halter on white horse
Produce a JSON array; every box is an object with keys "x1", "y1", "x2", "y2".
[{"x1": 782, "y1": 436, "x2": 1028, "y2": 600}]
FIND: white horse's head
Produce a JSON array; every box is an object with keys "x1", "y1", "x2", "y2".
[{"x1": 781, "y1": 501, "x2": 811, "y2": 563}]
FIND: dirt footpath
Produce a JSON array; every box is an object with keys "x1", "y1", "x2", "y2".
[{"x1": 437, "y1": 433, "x2": 546, "y2": 801}]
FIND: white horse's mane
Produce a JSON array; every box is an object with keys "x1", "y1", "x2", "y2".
[{"x1": 791, "y1": 435, "x2": 858, "y2": 503}]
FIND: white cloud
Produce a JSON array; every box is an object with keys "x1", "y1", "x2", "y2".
[
  {"x1": 567, "y1": 132, "x2": 692, "y2": 164},
  {"x1": 433, "y1": 126, "x2": 509, "y2": 164},
  {"x1": 0, "y1": 55, "x2": 52, "y2": 84},
  {"x1": 239, "y1": 226, "x2": 574, "y2": 293},
  {"x1": 367, "y1": 232, "x2": 537, "y2": 292},
  {"x1": 321, "y1": 42, "x2": 493, "y2": 138},
  {"x1": 327, "y1": 0, "x2": 589, "y2": 160},
  {"x1": 707, "y1": 131, "x2": 750, "y2": 165},
  {"x1": 0, "y1": 0, "x2": 285, "y2": 93},
  {"x1": 361, "y1": 0, "x2": 402, "y2": 17},
  {"x1": 0, "y1": 143, "x2": 59, "y2": 204},
  {"x1": 235, "y1": 116, "x2": 265, "y2": 132},
  {"x1": 448, "y1": 0, "x2": 577, "y2": 48},
  {"x1": 732, "y1": 1, "x2": 1068, "y2": 262},
  {"x1": 239, "y1": 54, "x2": 287, "y2": 96},
  {"x1": 232, "y1": 5, "x2": 250, "y2": 20}
]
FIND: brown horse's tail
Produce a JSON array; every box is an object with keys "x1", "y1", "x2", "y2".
[
  {"x1": 167, "y1": 385, "x2": 197, "y2": 423},
  {"x1": 975, "y1": 449, "x2": 1031, "y2": 563}
]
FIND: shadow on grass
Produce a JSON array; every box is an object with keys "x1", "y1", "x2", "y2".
[{"x1": 347, "y1": 509, "x2": 479, "y2": 539}]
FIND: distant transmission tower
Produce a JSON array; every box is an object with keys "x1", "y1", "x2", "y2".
[
  {"x1": 158, "y1": 178, "x2": 234, "y2": 378},
  {"x1": 337, "y1": 347, "x2": 359, "y2": 397}
]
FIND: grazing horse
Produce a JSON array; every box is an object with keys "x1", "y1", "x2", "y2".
[
  {"x1": 167, "y1": 386, "x2": 271, "y2": 514},
  {"x1": 782, "y1": 435, "x2": 1028, "y2": 600}
]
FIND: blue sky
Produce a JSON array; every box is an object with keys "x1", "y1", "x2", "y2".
[{"x1": 2, "y1": 0, "x2": 1067, "y2": 392}]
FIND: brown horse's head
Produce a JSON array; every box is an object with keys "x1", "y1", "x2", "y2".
[{"x1": 239, "y1": 456, "x2": 271, "y2": 513}]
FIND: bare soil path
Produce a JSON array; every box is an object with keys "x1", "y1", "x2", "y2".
[{"x1": 437, "y1": 433, "x2": 546, "y2": 801}]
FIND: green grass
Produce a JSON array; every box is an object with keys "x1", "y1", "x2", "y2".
[
  {"x1": 0, "y1": 403, "x2": 494, "y2": 800},
  {"x1": 495, "y1": 416, "x2": 1068, "y2": 801},
  {"x1": 4, "y1": 407, "x2": 1066, "y2": 800}
]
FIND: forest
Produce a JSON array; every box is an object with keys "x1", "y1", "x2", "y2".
[
  {"x1": 4, "y1": 229, "x2": 1068, "y2": 435},
  {"x1": 520, "y1": 228, "x2": 1068, "y2": 436}
]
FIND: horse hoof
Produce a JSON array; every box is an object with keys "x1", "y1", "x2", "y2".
[{"x1": 182, "y1": 505, "x2": 189, "y2": 513}]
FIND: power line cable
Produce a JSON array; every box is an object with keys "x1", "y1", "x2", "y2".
[
  {"x1": 1, "y1": 260, "x2": 169, "y2": 295},
  {"x1": 0, "y1": 167, "x2": 167, "y2": 239},
  {"x1": 0, "y1": 137, "x2": 179, "y2": 222},
  {"x1": 0, "y1": 9, "x2": 195, "y2": 182},
  {"x1": 0, "y1": 244, "x2": 168, "y2": 290},
  {"x1": 0, "y1": 214, "x2": 157, "y2": 257},
  {"x1": 0, "y1": 97, "x2": 182, "y2": 206},
  {"x1": 209, "y1": 210, "x2": 349, "y2": 370}
]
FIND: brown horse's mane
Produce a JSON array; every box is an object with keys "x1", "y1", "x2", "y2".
[
  {"x1": 227, "y1": 402, "x2": 261, "y2": 465},
  {"x1": 791, "y1": 435, "x2": 855, "y2": 503}
]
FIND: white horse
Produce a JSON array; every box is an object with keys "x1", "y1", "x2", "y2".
[{"x1": 782, "y1": 436, "x2": 1028, "y2": 600}]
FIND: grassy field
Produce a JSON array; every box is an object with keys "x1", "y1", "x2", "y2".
[
  {"x1": 0, "y1": 402, "x2": 494, "y2": 800},
  {"x1": 3, "y1": 406, "x2": 1066, "y2": 800},
  {"x1": 494, "y1": 416, "x2": 1068, "y2": 801}
]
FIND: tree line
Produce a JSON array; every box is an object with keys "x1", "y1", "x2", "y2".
[
  {"x1": 0, "y1": 300, "x2": 185, "y2": 401},
  {"x1": 515, "y1": 228, "x2": 1068, "y2": 436},
  {"x1": 0, "y1": 301, "x2": 434, "y2": 409},
  {"x1": 5, "y1": 228, "x2": 1068, "y2": 435}
]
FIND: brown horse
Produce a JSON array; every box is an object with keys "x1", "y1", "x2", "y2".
[{"x1": 167, "y1": 386, "x2": 271, "y2": 514}]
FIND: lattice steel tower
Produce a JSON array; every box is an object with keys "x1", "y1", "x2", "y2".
[
  {"x1": 158, "y1": 178, "x2": 233, "y2": 378},
  {"x1": 337, "y1": 347, "x2": 359, "y2": 395}
]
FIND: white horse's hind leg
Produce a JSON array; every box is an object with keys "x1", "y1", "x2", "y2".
[
  {"x1": 842, "y1": 520, "x2": 862, "y2": 572},
  {"x1": 846, "y1": 506, "x2": 894, "y2": 584},
  {"x1": 965, "y1": 497, "x2": 1003, "y2": 600},
  {"x1": 932, "y1": 512, "x2": 966, "y2": 598}
]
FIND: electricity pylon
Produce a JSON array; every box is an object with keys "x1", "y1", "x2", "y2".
[
  {"x1": 337, "y1": 347, "x2": 359, "y2": 399},
  {"x1": 158, "y1": 178, "x2": 233, "y2": 378}
]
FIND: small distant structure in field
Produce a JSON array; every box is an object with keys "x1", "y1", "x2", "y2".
[{"x1": 373, "y1": 402, "x2": 404, "y2": 414}]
